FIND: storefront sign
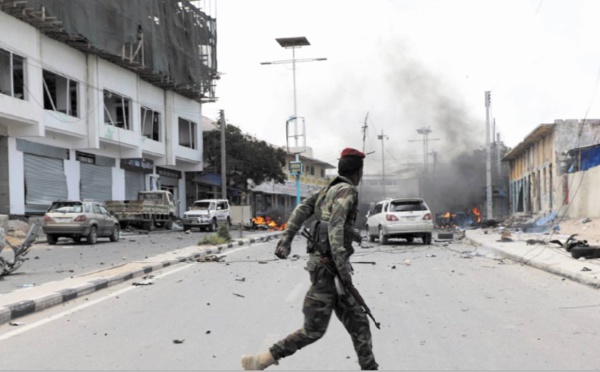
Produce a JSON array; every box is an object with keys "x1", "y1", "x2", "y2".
[
  {"x1": 120, "y1": 158, "x2": 154, "y2": 173},
  {"x1": 156, "y1": 166, "x2": 182, "y2": 179}
]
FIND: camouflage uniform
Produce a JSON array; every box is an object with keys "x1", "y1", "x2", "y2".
[{"x1": 269, "y1": 175, "x2": 378, "y2": 370}]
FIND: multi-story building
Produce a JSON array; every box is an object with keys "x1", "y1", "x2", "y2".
[
  {"x1": 0, "y1": 1, "x2": 217, "y2": 217},
  {"x1": 503, "y1": 119, "x2": 600, "y2": 217}
]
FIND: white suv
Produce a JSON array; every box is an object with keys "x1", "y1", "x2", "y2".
[
  {"x1": 366, "y1": 198, "x2": 433, "y2": 245},
  {"x1": 182, "y1": 199, "x2": 231, "y2": 232}
]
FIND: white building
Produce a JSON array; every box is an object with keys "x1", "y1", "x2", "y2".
[{"x1": 0, "y1": 1, "x2": 217, "y2": 217}]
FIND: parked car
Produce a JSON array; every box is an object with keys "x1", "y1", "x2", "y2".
[
  {"x1": 365, "y1": 198, "x2": 433, "y2": 245},
  {"x1": 42, "y1": 200, "x2": 120, "y2": 245},
  {"x1": 182, "y1": 199, "x2": 231, "y2": 232}
]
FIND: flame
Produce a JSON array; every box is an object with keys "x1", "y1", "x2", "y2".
[
  {"x1": 472, "y1": 207, "x2": 481, "y2": 223},
  {"x1": 252, "y1": 215, "x2": 287, "y2": 231}
]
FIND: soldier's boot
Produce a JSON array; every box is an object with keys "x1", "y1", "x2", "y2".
[{"x1": 241, "y1": 350, "x2": 277, "y2": 370}]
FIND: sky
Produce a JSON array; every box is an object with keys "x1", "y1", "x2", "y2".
[{"x1": 201, "y1": 0, "x2": 600, "y2": 174}]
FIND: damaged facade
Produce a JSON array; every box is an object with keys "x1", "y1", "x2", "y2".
[
  {"x1": 503, "y1": 119, "x2": 600, "y2": 219},
  {"x1": 0, "y1": 0, "x2": 218, "y2": 216}
]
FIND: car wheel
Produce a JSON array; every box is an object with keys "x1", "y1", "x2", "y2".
[
  {"x1": 72, "y1": 236, "x2": 82, "y2": 243},
  {"x1": 227, "y1": 217, "x2": 232, "y2": 227},
  {"x1": 406, "y1": 237, "x2": 414, "y2": 243},
  {"x1": 87, "y1": 226, "x2": 98, "y2": 245},
  {"x1": 378, "y1": 227, "x2": 388, "y2": 245},
  {"x1": 47, "y1": 234, "x2": 58, "y2": 245},
  {"x1": 110, "y1": 224, "x2": 120, "y2": 242},
  {"x1": 366, "y1": 225, "x2": 375, "y2": 242},
  {"x1": 423, "y1": 233, "x2": 432, "y2": 245},
  {"x1": 183, "y1": 224, "x2": 190, "y2": 231},
  {"x1": 165, "y1": 219, "x2": 173, "y2": 230},
  {"x1": 210, "y1": 219, "x2": 217, "y2": 232}
]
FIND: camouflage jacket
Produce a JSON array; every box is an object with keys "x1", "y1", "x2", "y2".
[{"x1": 281, "y1": 175, "x2": 359, "y2": 278}]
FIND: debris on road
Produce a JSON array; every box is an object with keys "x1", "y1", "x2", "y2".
[
  {"x1": 9, "y1": 321, "x2": 22, "y2": 326},
  {"x1": 582, "y1": 267, "x2": 592, "y2": 272},
  {"x1": 132, "y1": 280, "x2": 154, "y2": 286},
  {"x1": 403, "y1": 259, "x2": 412, "y2": 266},
  {"x1": 235, "y1": 277, "x2": 246, "y2": 282},
  {"x1": 173, "y1": 339, "x2": 185, "y2": 344},
  {"x1": 233, "y1": 293, "x2": 245, "y2": 298},
  {"x1": 197, "y1": 255, "x2": 225, "y2": 263}
]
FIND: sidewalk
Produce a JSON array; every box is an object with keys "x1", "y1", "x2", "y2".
[
  {"x1": 464, "y1": 228, "x2": 600, "y2": 288},
  {"x1": 0, "y1": 231, "x2": 284, "y2": 326}
]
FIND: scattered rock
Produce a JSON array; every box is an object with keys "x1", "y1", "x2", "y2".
[{"x1": 173, "y1": 339, "x2": 185, "y2": 344}]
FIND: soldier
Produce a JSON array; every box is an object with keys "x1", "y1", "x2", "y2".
[{"x1": 241, "y1": 148, "x2": 378, "y2": 370}]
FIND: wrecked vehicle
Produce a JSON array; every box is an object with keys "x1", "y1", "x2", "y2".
[
  {"x1": 0, "y1": 223, "x2": 40, "y2": 276},
  {"x1": 550, "y1": 234, "x2": 600, "y2": 259}
]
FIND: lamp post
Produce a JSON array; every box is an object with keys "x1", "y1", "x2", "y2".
[
  {"x1": 377, "y1": 130, "x2": 388, "y2": 199},
  {"x1": 261, "y1": 36, "x2": 327, "y2": 206}
]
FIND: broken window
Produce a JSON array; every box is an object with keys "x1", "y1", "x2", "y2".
[
  {"x1": 178, "y1": 117, "x2": 197, "y2": 149},
  {"x1": 0, "y1": 47, "x2": 25, "y2": 100},
  {"x1": 141, "y1": 107, "x2": 161, "y2": 141},
  {"x1": 103, "y1": 90, "x2": 131, "y2": 130},
  {"x1": 43, "y1": 70, "x2": 78, "y2": 117}
]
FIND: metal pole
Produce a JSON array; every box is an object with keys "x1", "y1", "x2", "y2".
[
  {"x1": 379, "y1": 130, "x2": 386, "y2": 199},
  {"x1": 485, "y1": 91, "x2": 493, "y2": 220},
  {"x1": 220, "y1": 109, "x2": 227, "y2": 200},
  {"x1": 291, "y1": 46, "x2": 301, "y2": 206}
]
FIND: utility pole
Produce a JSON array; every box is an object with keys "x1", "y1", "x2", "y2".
[
  {"x1": 361, "y1": 112, "x2": 369, "y2": 154},
  {"x1": 378, "y1": 130, "x2": 388, "y2": 199},
  {"x1": 219, "y1": 109, "x2": 227, "y2": 200},
  {"x1": 409, "y1": 127, "x2": 440, "y2": 199},
  {"x1": 485, "y1": 91, "x2": 493, "y2": 220}
]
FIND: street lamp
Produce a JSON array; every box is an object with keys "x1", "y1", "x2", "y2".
[{"x1": 261, "y1": 36, "x2": 327, "y2": 206}]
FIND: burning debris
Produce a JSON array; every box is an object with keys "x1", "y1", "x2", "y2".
[
  {"x1": 435, "y1": 207, "x2": 482, "y2": 230},
  {"x1": 250, "y1": 215, "x2": 287, "y2": 231}
]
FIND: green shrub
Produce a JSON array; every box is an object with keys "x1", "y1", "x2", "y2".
[
  {"x1": 197, "y1": 223, "x2": 232, "y2": 246},
  {"x1": 217, "y1": 224, "x2": 232, "y2": 241}
]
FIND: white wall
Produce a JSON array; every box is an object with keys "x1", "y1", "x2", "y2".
[
  {"x1": 7, "y1": 137, "x2": 24, "y2": 214},
  {"x1": 567, "y1": 166, "x2": 600, "y2": 218}
]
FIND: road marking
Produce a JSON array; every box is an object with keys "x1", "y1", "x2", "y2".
[
  {"x1": 285, "y1": 281, "x2": 307, "y2": 304},
  {"x1": 0, "y1": 244, "x2": 260, "y2": 342}
]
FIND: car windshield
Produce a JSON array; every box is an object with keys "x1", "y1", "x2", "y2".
[
  {"x1": 191, "y1": 202, "x2": 213, "y2": 210},
  {"x1": 49, "y1": 203, "x2": 83, "y2": 213},
  {"x1": 390, "y1": 201, "x2": 427, "y2": 212}
]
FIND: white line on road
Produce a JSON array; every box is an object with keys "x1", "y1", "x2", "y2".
[{"x1": 0, "y1": 244, "x2": 262, "y2": 342}]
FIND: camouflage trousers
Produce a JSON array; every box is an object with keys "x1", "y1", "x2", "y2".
[{"x1": 269, "y1": 265, "x2": 378, "y2": 370}]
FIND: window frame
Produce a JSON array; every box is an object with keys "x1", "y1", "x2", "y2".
[
  {"x1": 178, "y1": 117, "x2": 197, "y2": 149},
  {"x1": 0, "y1": 47, "x2": 26, "y2": 100},
  {"x1": 42, "y1": 69, "x2": 79, "y2": 117}
]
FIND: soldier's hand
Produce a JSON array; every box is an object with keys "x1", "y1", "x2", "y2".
[{"x1": 274, "y1": 240, "x2": 291, "y2": 259}]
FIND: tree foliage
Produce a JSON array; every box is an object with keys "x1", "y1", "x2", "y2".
[{"x1": 203, "y1": 124, "x2": 288, "y2": 188}]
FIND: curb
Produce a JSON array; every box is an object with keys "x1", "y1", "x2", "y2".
[
  {"x1": 465, "y1": 237, "x2": 600, "y2": 289},
  {"x1": 0, "y1": 232, "x2": 284, "y2": 326}
]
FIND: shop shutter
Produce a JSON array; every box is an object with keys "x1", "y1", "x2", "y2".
[
  {"x1": 80, "y1": 163, "x2": 112, "y2": 203},
  {"x1": 24, "y1": 154, "x2": 68, "y2": 212},
  {"x1": 125, "y1": 170, "x2": 144, "y2": 200}
]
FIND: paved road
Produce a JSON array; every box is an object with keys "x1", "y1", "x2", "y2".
[
  {"x1": 0, "y1": 227, "x2": 261, "y2": 295},
  {"x1": 1, "y1": 237, "x2": 599, "y2": 370}
]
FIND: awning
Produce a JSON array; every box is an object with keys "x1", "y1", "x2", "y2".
[{"x1": 193, "y1": 172, "x2": 221, "y2": 187}]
